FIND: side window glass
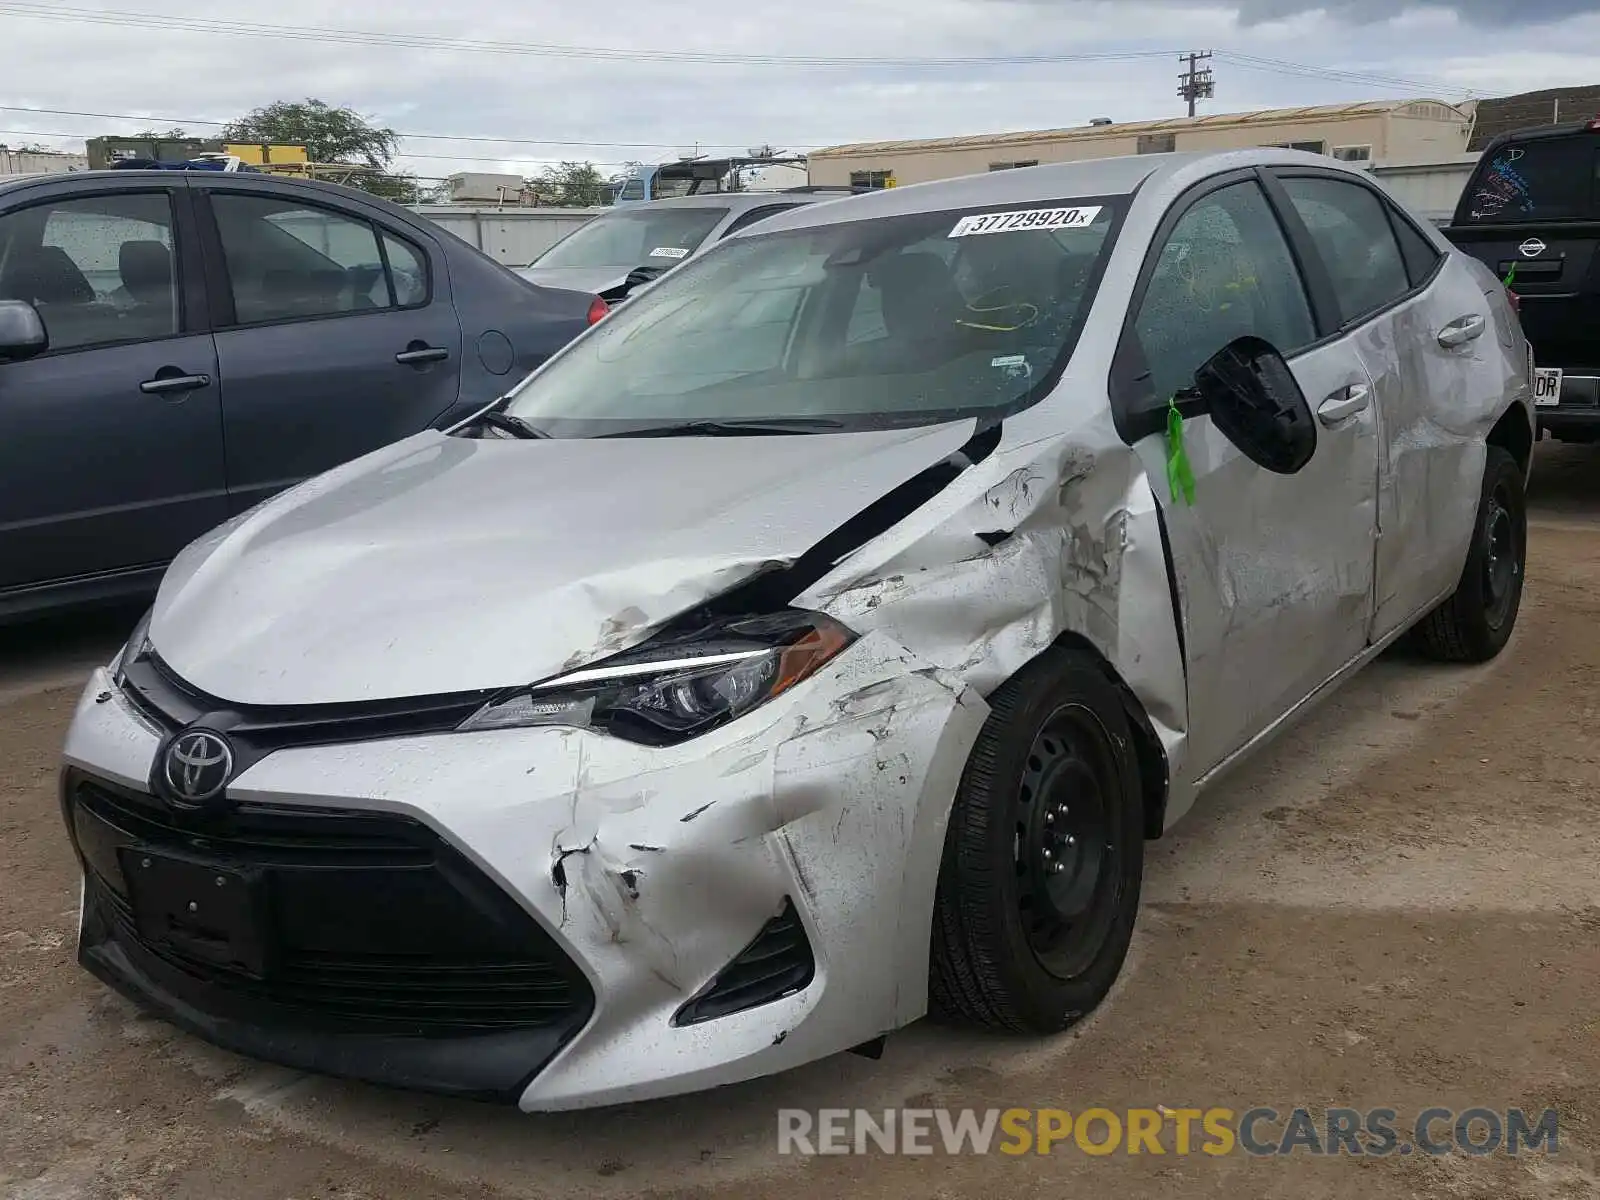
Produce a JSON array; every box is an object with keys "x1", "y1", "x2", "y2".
[
  {"x1": 211, "y1": 194, "x2": 392, "y2": 324},
  {"x1": 1132, "y1": 181, "x2": 1316, "y2": 408},
  {"x1": 1388, "y1": 206, "x2": 1444, "y2": 287},
  {"x1": 1278, "y1": 177, "x2": 1411, "y2": 323},
  {"x1": 0, "y1": 192, "x2": 177, "y2": 352},
  {"x1": 381, "y1": 232, "x2": 428, "y2": 307}
]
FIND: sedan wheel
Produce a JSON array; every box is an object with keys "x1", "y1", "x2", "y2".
[
  {"x1": 932, "y1": 648, "x2": 1144, "y2": 1034},
  {"x1": 1414, "y1": 445, "x2": 1527, "y2": 663}
]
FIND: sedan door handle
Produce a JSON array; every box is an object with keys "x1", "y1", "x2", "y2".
[
  {"x1": 1317, "y1": 383, "x2": 1371, "y2": 426},
  {"x1": 395, "y1": 345, "x2": 449, "y2": 365},
  {"x1": 139, "y1": 372, "x2": 212, "y2": 395},
  {"x1": 1437, "y1": 313, "x2": 1487, "y2": 348}
]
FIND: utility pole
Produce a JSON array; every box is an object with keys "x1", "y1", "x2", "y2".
[{"x1": 1178, "y1": 51, "x2": 1215, "y2": 118}]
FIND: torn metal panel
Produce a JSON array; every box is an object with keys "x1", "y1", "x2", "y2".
[
  {"x1": 146, "y1": 421, "x2": 976, "y2": 706},
  {"x1": 795, "y1": 404, "x2": 1191, "y2": 821},
  {"x1": 1359, "y1": 259, "x2": 1507, "y2": 643}
]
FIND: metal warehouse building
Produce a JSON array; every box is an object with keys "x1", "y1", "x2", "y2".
[{"x1": 806, "y1": 99, "x2": 1474, "y2": 189}]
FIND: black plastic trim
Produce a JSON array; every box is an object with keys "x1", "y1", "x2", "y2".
[
  {"x1": 64, "y1": 769, "x2": 593, "y2": 1102},
  {"x1": 708, "y1": 419, "x2": 1004, "y2": 611},
  {"x1": 672, "y1": 898, "x2": 815, "y2": 1026}
]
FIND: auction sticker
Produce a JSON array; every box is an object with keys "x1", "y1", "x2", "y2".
[
  {"x1": 950, "y1": 206, "x2": 1102, "y2": 238},
  {"x1": 649, "y1": 246, "x2": 691, "y2": 259}
]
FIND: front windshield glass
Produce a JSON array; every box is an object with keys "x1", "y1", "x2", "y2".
[
  {"x1": 532, "y1": 207, "x2": 728, "y2": 270},
  {"x1": 504, "y1": 197, "x2": 1125, "y2": 435}
]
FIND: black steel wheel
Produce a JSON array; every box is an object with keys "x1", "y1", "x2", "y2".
[
  {"x1": 1414, "y1": 445, "x2": 1527, "y2": 663},
  {"x1": 931, "y1": 648, "x2": 1144, "y2": 1034}
]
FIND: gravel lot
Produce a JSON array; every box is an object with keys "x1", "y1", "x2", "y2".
[{"x1": 3, "y1": 443, "x2": 1597, "y2": 1200}]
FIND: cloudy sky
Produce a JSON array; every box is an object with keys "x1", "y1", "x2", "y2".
[{"x1": 2, "y1": 0, "x2": 1598, "y2": 182}]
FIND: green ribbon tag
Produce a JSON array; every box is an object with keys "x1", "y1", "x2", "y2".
[
  {"x1": 1503, "y1": 261, "x2": 1517, "y2": 289},
  {"x1": 1165, "y1": 397, "x2": 1196, "y2": 507}
]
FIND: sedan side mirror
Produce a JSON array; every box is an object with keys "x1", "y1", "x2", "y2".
[
  {"x1": 1190, "y1": 335, "x2": 1316, "y2": 474},
  {"x1": 0, "y1": 299, "x2": 48, "y2": 363}
]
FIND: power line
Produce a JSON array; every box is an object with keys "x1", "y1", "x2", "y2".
[
  {"x1": 0, "y1": 104, "x2": 786, "y2": 151},
  {"x1": 1218, "y1": 52, "x2": 1472, "y2": 98},
  {"x1": 0, "y1": 4, "x2": 1181, "y2": 68},
  {"x1": 0, "y1": 2, "x2": 1487, "y2": 97}
]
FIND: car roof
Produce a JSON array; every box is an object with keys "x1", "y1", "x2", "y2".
[
  {"x1": 0, "y1": 169, "x2": 384, "y2": 201},
  {"x1": 746, "y1": 148, "x2": 1365, "y2": 235},
  {"x1": 611, "y1": 191, "x2": 828, "y2": 212}
]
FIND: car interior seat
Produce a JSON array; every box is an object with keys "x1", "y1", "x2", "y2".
[{"x1": 117, "y1": 240, "x2": 176, "y2": 336}]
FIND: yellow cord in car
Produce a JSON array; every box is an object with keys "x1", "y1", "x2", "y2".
[{"x1": 955, "y1": 288, "x2": 1041, "y2": 333}]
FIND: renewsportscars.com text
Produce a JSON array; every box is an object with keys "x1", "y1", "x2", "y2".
[{"x1": 777, "y1": 1106, "x2": 1559, "y2": 1157}]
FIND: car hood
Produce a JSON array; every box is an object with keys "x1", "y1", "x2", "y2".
[
  {"x1": 514, "y1": 265, "x2": 633, "y2": 295},
  {"x1": 149, "y1": 422, "x2": 975, "y2": 706}
]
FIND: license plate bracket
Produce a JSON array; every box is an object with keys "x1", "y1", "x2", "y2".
[
  {"x1": 117, "y1": 847, "x2": 271, "y2": 978},
  {"x1": 1534, "y1": 367, "x2": 1563, "y2": 407}
]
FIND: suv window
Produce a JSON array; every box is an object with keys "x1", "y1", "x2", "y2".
[
  {"x1": 1460, "y1": 136, "x2": 1600, "y2": 224},
  {"x1": 0, "y1": 191, "x2": 178, "y2": 352},
  {"x1": 1279, "y1": 176, "x2": 1412, "y2": 324},
  {"x1": 211, "y1": 194, "x2": 418, "y2": 324},
  {"x1": 1131, "y1": 180, "x2": 1316, "y2": 408}
]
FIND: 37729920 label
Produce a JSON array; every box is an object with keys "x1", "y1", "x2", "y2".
[{"x1": 949, "y1": 206, "x2": 1102, "y2": 238}]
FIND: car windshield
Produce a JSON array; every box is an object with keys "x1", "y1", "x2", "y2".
[
  {"x1": 532, "y1": 207, "x2": 728, "y2": 270},
  {"x1": 503, "y1": 197, "x2": 1125, "y2": 435}
]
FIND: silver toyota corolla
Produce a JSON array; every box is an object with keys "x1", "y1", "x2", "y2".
[{"x1": 62, "y1": 148, "x2": 1534, "y2": 1111}]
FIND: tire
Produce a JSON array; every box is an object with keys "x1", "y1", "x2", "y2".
[
  {"x1": 930, "y1": 648, "x2": 1144, "y2": 1034},
  {"x1": 1413, "y1": 446, "x2": 1527, "y2": 664}
]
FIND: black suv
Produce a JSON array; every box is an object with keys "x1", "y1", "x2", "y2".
[{"x1": 1443, "y1": 119, "x2": 1600, "y2": 442}]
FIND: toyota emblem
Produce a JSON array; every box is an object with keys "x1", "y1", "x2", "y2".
[
  {"x1": 163, "y1": 730, "x2": 235, "y2": 807},
  {"x1": 1519, "y1": 238, "x2": 1547, "y2": 258}
]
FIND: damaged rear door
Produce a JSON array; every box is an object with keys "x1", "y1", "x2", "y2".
[{"x1": 1113, "y1": 171, "x2": 1380, "y2": 777}]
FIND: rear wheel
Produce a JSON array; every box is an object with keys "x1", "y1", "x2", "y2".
[
  {"x1": 1413, "y1": 446, "x2": 1527, "y2": 663},
  {"x1": 930, "y1": 649, "x2": 1143, "y2": 1033}
]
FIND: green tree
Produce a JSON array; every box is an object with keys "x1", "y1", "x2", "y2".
[
  {"x1": 223, "y1": 99, "x2": 398, "y2": 170},
  {"x1": 534, "y1": 161, "x2": 608, "y2": 207},
  {"x1": 135, "y1": 126, "x2": 188, "y2": 139}
]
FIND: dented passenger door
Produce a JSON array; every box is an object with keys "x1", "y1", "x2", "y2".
[{"x1": 1113, "y1": 172, "x2": 1381, "y2": 778}]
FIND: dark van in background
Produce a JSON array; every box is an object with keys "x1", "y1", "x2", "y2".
[{"x1": 1443, "y1": 119, "x2": 1600, "y2": 442}]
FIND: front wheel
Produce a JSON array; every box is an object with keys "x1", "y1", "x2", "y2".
[
  {"x1": 930, "y1": 649, "x2": 1144, "y2": 1034},
  {"x1": 1413, "y1": 445, "x2": 1527, "y2": 663}
]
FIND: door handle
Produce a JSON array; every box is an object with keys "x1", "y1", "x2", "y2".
[
  {"x1": 1317, "y1": 383, "x2": 1370, "y2": 426},
  {"x1": 139, "y1": 372, "x2": 211, "y2": 395},
  {"x1": 395, "y1": 345, "x2": 449, "y2": 365},
  {"x1": 1437, "y1": 313, "x2": 1487, "y2": 348}
]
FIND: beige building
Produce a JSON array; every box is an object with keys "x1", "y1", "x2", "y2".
[{"x1": 807, "y1": 99, "x2": 1474, "y2": 189}]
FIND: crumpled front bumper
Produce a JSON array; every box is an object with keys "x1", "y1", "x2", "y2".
[{"x1": 61, "y1": 632, "x2": 987, "y2": 1110}]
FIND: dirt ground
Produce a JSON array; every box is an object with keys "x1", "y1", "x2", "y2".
[{"x1": 3, "y1": 442, "x2": 1598, "y2": 1200}]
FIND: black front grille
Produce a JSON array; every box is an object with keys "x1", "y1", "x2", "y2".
[
  {"x1": 120, "y1": 652, "x2": 495, "y2": 750},
  {"x1": 70, "y1": 773, "x2": 594, "y2": 1037},
  {"x1": 673, "y1": 899, "x2": 814, "y2": 1026}
]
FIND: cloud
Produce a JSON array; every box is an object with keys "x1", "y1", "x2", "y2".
[
  {"x1": 1178, "y1": 0, "x2": 1593, "y2": 26},
  {"x1": 2, "y1": 0, "x2": 1599, "y2": 177}
]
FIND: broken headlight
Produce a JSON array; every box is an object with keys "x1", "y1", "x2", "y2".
[{"x1": 457, "y1": 610, "x2": 856, "y2": 745}]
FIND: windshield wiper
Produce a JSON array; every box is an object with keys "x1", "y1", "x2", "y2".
[
  {"x1": 476, "y1": 409, "x2": 551, "y2": 439},
  {"x1": 597, "y1": 417, "x2": 846, "y2": 438}
]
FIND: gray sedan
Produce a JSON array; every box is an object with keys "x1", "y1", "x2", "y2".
[
  {"x1": 62, "y1": 148, "x2": 1533, "y2": 1109},
  {"x1": 0, "y1": 170, "x2": 605, "y2": 622}
]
